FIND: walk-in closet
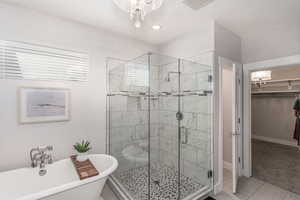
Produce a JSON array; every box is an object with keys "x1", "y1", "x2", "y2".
[{"x1": 251, "y1": 65, "x2": 300, "y2": 194}]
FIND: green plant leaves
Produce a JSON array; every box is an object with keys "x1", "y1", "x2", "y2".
[{"x1": 73, "y1": 140, "x2": 91, "y2": 153}]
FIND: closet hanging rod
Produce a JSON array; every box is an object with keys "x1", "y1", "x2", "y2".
[
  {"x1": 251, "y1": 78, "x2": 300, "y2": 84},
  {"x1": 252, "y1": 90, "x2": 300, "y2": 95}
]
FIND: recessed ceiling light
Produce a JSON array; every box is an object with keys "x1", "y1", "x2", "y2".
[{"x1": 152, "y1": 25, "x2": 161, "y2": 30}]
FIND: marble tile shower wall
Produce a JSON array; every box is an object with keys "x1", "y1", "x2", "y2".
[
  {"x1": 157, "y1": 62, "x2": 212, "y2": 186},
  {"x1": 108, "y1": 61, "x2": 212, "y2": 186},
  {"x1": 109, "y1": 64, "x2": 161, "y2": 174}
]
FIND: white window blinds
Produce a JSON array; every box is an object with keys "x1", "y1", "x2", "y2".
[{"x1": 0, "y1": 40, "x2": 89, "y2": 82}]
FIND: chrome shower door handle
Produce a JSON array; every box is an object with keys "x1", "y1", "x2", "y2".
[{"x1": 180, "y1": 127, "x2": 189, "y2": 144}]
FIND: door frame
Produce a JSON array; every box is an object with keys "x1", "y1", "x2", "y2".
[
  {"x1": 218, "y1": 57, "x2": 243, "y2": 192},
  {"x1": 242, "y1": 54, "x2": 300, "y2": 177}
]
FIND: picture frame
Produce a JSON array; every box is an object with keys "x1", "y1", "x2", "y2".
[{"x1": 19, "y1": 87, "x2": 71, "y2": 124}]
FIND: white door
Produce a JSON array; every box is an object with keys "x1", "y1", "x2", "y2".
[
  {"x1": 232, "y1": 63, "x2": 242, "y2": 193},
  {"x1": 220, "y1": 57, "x2": 242, "y2": 194}
]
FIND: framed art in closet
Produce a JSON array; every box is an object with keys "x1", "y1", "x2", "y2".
[{"x1": 19, "y1": 87, "x2": 71, "y2": 124}]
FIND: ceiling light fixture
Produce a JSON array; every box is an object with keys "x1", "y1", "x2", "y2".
[
  {"x1": 112, "y1": 0, "x2": 164, "y2": 28},
  {"x1": 152, "y1": 25, "x2": 161, "y2": 30},
  {"x1": 251, "y1": 70, "x2": 272, "y2": 82},
  {"x1": 251, "y1": 70, "x2": 272, "y2": 88}
]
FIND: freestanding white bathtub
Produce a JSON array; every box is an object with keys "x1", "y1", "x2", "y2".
[{"x1": 0, "y1": 154, "x2": 118, "y2": 200}]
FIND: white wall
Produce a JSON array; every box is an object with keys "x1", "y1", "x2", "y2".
[
  {"x1": 252, "y1": 96, "x2": 297, "y2": 144},
  {"x1": 158, "y1": 21, "x2": 215, "y2": 59},
  {"x1": 242, "y1": 26, "x2": 300, "y2": 64},
  {"x1": 0, "y1": 3, "x2": 156, "y2": 171},
  {"x1": 222, "y1": 66, "x2": 233, "y2": 164},
  {"x1": 215, "y1": 23, "x2": 242, "y2": 63}
]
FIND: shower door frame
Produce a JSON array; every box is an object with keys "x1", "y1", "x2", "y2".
[
  {"x1": 147, "y1": 54, "x2": 183, "y2": 200},
  {"x1": 105, "y1": 54, "x2": 215, "y2": 200},
  {"x1": 177, "y1": 58, "x2": 215, "y2": 200},
  {"x1": 105, "y1": 57, "x2": 136, "y2": 200},
  {"x1": 177, "y1": 58, "x2": 183, "y2": 199}
]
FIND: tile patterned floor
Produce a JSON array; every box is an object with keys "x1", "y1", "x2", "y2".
[
  {"x1": 214, "y1": 176, "x2": 300, "y2": 200},
  {"x1": 102, "y1": 175, "x2": 300, "y2": 200},
  {"x1": 115, "y1": 163, "x2": 203, "y2": 200},
  {"x1": 252, "y1": 139, "x2": 300, "y2": 194},
  {"x1": 102, "y1": 185, "x2": 119, "y2": 200},
  {"x1": 102, "y1": 162, "x2": 300, "y2": 200},
  {"x1": 223, "y1": 169, "x2": 233, "y2": 194},
  {"x1": 216, "y1": 139, "x2": 300, "y2": 200}
]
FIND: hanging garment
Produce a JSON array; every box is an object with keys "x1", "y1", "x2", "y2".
[
  {"x1": 294, "y1": 118, "x2": 300, "y2": 145},
  {"x1": 294, "y1": 98, "x2": 300, "y2": 111},
  {"x1": 293, "y1": 98, "x2": 300, "y2": 145}
]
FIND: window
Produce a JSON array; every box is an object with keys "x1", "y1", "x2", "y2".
[{"x1": 0, "y1": 40, "x2": 89, "y2": 82}]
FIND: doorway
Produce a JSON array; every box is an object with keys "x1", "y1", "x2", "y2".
[
  {"x1": 243, "y1": 55, "x2": 300, "y2": 194},
  {"x1": 250, "y1": 65, "x2": 300, "y2": 194},
  {"x1": 219, "y1": 57, "x2": 242, "y2": 194}
]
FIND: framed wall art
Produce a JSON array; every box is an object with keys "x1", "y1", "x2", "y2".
[{"x1": 19, "y1": 87, "x2": 70, "y2": 123}]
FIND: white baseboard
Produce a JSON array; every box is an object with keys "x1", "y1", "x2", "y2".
[
  {"x1": 241, "y1": 168, "x2": 251, "y2": 178},
  {"x1": 252, "y1": 134, "x2": 298, "y2": 147},
  {"x1": 214, "y1": 182, "x2": 223, "y2": 194},
  {"x1": 223, "y1": 161, "x2": 232, "y2": 171}
]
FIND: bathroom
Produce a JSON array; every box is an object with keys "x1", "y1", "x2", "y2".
[{"x1": 0, "y1": 0, "x2": 300, "y2": 200}]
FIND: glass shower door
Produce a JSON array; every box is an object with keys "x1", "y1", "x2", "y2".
[
  {"x1": 107, "y1": 57, "x2": 151, "y2": 200},
  {"x1": 147, "y1": 54, "x2": 181, "y2": 200},
  {"x1": 178, "y1": 59, "x2": 214, "y2": 199},
  {"x1": 147, "y1": 54, "x2": 214, "y2": 200},
  {"x1": 107, "y1": 53, "x2": 214, "y2": 200}
]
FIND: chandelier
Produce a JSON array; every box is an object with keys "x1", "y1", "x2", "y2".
[{"x1": 112, "y1": 0, "x2": 164, "y2": 28}]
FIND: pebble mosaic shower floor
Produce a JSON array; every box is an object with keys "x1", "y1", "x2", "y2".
[{"x1": 116, "y1": 163, "x2": 203, "y2": 200}]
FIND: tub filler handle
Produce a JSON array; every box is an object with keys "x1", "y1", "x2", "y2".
[{"x1": 30, "y1": 145, "x2": 53, "y2": 176}]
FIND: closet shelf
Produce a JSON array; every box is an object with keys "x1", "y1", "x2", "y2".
[{"x1": 252, "y1": 90, "x2": 300, "y2": 96}]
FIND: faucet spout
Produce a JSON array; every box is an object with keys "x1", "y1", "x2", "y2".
[
  {"x1": 30, "y1": 148, "x2": 40, "y2": 168},
  {"x1": 30, "y1": 145, "x2": 53, "y2": 176}
]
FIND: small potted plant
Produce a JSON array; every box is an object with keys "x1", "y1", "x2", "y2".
[{"x1": 73, "y1": 140, "x2": 91, "y2": 162}]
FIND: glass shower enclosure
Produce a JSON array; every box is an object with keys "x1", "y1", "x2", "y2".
[{"x1": 106, "y1": 53, "x2": 214, "y2": 200}]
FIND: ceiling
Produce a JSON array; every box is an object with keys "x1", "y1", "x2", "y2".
[{"x1": 1, "y1": 0, "x2": 300, "y2": 45}]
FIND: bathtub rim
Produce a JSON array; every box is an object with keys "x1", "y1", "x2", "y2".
[{"x1": 3, "y1": 154, "x2": 118, "y2": 200}]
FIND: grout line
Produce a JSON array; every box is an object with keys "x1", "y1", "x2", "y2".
[
  {"x1": 245, "y1": 180, "x2": 265, "y2": 200},
  {"x1": 224, "y1": 192, "x2": 241, "y2": 200}
]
